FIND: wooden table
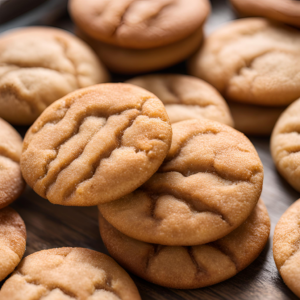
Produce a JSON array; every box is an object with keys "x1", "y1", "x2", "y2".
[{"x1": 4, "y1": 0, "x2": 300, "y2": 299}]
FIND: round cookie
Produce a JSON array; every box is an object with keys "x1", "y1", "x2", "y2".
[
  {"x1": 78, "y1": 27, "x2": 203, "y2": 74},
  {"x1": 0, "y1": 27, "x2": 109, "y2": 125},
  {"x1": 230, "y1": 0, "x2": 300, "y2": 28},
  {"x1": 21, "y1": 83, "x2": 172, "y2": 206},
  {"x1": 189, "y1": 18, "x2": 300, "y2": 107},
  {"x1": 273, "y1": 199, "x2": 300, "y2": 298},
  {"x1": 99, "y1": 199, "x2": 270, "y2": 289},
  {"x1": 0, "y1": 118, "x2": 25, "y2": 209},
  {"x1": 0, "y1": 207, "x2": 26, "y2": 282},
  {"x1": 127, "y1": 74, "x2": 234, "y2": 126},
  {"x1": 228, "y1": 101, "x2": 285, "y2": 136},
  {"x1": 98, "y1": 119, "x2": 264, "y2": 246},
  {"x1": 271, "y1": 98, "x2": 300, "y2": 192},
  {"x1": 69, "y1": 0, "x2": 210, "y2": 49},
  {"x1": 0, "y1": 247, "x2": 141, "y2": 300}
]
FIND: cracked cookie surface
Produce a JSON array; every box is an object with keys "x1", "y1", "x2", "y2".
[
  {"x1": 189, "y1": 18, "x2": 300, "y2": 106},
  {"x1": 126, "y1": 74, "x2": 233, "y2": 126},
  {"x1": 0, "y1": 247, "x2": 141, "y2": 300},
  {"x1": 20, "y1": 83, "x2": 172, "y2": 206},
  {"x1": 0, "y1": 27, "x2": 109, "y2": 125},
  {"x1": 99, "y1": 199, "x2": 270, "y2": 289},
  {"x1": 273, "y1": 199, "x2": 300, "y2": 298},
  {"x1": 69, "y1": 0, "x2": 210, "y2": 49},
  {"x1": 0, "y1": 118, "x2": 25, "y2": 208},
  {"x1": 98, "y1": 119, "x2": 263, "y2": 245},
  {"x1": 230, "y1": 0, "x2": 300, "y2": 28},
  {"x1": 271, "y1": 98, "x2": 300, "y2": 192},
  {"x1": 0, "y1": 207, "x2": 26, "y2": 282}
]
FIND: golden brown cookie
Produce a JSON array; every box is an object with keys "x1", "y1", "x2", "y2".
[
  {"x1": 127, "y1": 74, "x2": 234, "y2": 126},
  {"x1": 0, "y1": 118, "x2": 25, "y2": 209},
  {"x1": 228, "y1": 101, "x2": 285, "y2": 136},
  {"x1": 189, "y1": 18, "x2": 300, "y2": 107},
  {"x1": 0, "y1": 27, "x2": 109, "y2": 125},
  {"x1": 0, "y1": 207, "x2": 26, "y2": 282},
  {"x1": 98, "y1": 119, "x2": 263, "y2": 246},
  {"x1": 21, "y1": 83, "x2": 172, "y2": 206},
  {"x1": 99, "y1": 199, "x2": 270, "y2": 289},
  {"x1": 271, "y1": 98, "x2": 300, "y2": 192},
  {"x1": 273, "y1": 199, "x2": 300, "y2": 298},
  {"x1": 0, "y1": 247, "x2": 141, "y2": 300},
  {"x1": 230, "y1": 0, "x2": 300, "y2": 28},
  {"x1": 78, "y1": 27, "x2": 203, "y2": 74},
  {"x1": 69, "y1": 0, "x2": 210, "y2": 49}
]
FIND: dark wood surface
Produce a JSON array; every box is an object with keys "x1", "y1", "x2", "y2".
[{"x1": 3, "y1": 0, "x2": 300, "y2": 299}]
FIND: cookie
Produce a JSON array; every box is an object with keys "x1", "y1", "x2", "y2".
[
  {"x1": 0, "y1": 207, "x2": 26, "y2": 282},
  {"x1": 78, "y1": 27, "x2": 203, "y2": 74},
  {"x1": 228, "y1": 101, "x2": 285, "y2": 136},
  {"x1": 230, "y1": 0, "x2": 300, "y2": 28},
  {"x1": 0, "y1": 118, "x2": 25, "y2": 209},
  {"x1": 99, "y1": 199, "x2": 270, "y2": 289},
  {"x1": 271, "y1": 98, "x2": 300, "y2": 192},
  {"x1": 0, "y1": 27, "x2": 109, "y2": 125},
  {"x1": 21, "y1": 83, "x2": 172, "y2": 206},
  {"x1": 98, "y1": 119, "x2": 263, "y2": 246},
  {"x1": 127, "y1": 74, "x2": 234, "y2": 126},
  {"x1": 0, "y1": 247, "x2": 141, "y2": 300},
  {"x1": 69, "y1": 0, "x2": 210, "y2": 49},
  {"x1": 189, "y1": 18, "x2": 300, "y2": 107},
  {"x1": 273, "y1": 199, "x2": 300, "y2": 297}
]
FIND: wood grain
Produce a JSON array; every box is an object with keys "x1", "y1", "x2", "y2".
[{"x1": 1, "y1": 0, "x2": 300, "y2": 299}]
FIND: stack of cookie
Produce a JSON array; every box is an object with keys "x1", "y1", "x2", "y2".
[
  {"x1": 69, "y1": 0, "x2": 210, "y2": 74},
  {"x1": 18, "y1": 82, "x2": 270, "y2": 289},
  {"x1": 189, "y1": 18, "x2": 300, "y2": 136}
]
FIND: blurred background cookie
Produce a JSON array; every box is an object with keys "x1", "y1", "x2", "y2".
[
  {"x1": 0, "y1": 27, "x2": 109, "y2": 125},
  {"x1": 99, "y1": 119, "x2": 263, "y2": 246},
  {"x1": 70, "y1": 0, "x2": 210, "y2": 74},
  {"x1": 230, "y1": 0, "x2": 300, "y2": 28},
  {"x1": 69, "y1": 0, "x2": 210, "y2": 49},
  {"x1": 0, "y1": 247, "x2": 141, "y2": 300},
  {"x1": 189, "y1": 18, "x2": 300, "y2": 107},
  {"x1": 127, "y1": 74, "x2": 234, "y2": 126},
  {"x1": 21, "y1": 83, "x2": 172, "y2": 206},
  {"x1": 0, "y1": 118, "x2": 25, "y2": 209},
  {"x1": 0, "y1": 207, "x2": 26, "y2": 282},
  {"x1": 99, "y1": 199, "x2": 270, "y2": 289},
  {"x1": 273, "y1": 199, "x2": 300, "y2": 298},
  {"x1": 228, "y1": 102, "x2": 285, "y2": 136},
  {"x1": 271, "y1": 98, "x2": 300, "y2": 192}
]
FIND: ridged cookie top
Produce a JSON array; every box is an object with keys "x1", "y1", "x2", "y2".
[
  {"x1": 0, "y1": 27, "x2": 109, "y2": 125},
  {"x1": 271, "y1": 98, "x2": 300, "y2": 192},
  {"x1": 0, "y1": 118, "x2": 25, "y2": 208},
  {"x1": 21, "y1": 83, "x2": 172, "y2": 206},
  {"x1": 0, "y1": 207, "x2": 26, "y2": 281},
  {"x1": 99, "y1": 119, "x2": 263, "y2": 246},
  {"x1": 69, "y1": 0, "x2": 210, "y2": 49},
  {"x1": 127, "y1": 74, "x2": 234, "y2": 126},
  {"x1": 273, "y1": 199, "x2": 300, "y2": 298},
  {"x1": 0, "y1": 248, "x2": 141, "y2": 300},
  {"x1": 99, "y1": 199, "x2": 270, "y2": 289},
  {"x1": 189, "y1": 18, "x2": 300, "y2": 106}
]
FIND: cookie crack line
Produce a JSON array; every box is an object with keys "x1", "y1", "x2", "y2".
[
  {"x1": 145, "y1": 189, "x2": 231, "y2": 225},
  {"x1": 164, "y1": 130, "x2": 220, "y2": 163},
  {"x1": 145, "y1": 244, "x2": 164, "y2": 271},
  {"x1": 62, "y1": 101, "x2": 151, "y2": 202},
  {"x1": 0, "y1": 146, "x2": 19, "y2": 163},
  {"x1": 209, "y1": 241, "x2": 239, "y2": 271},
  {"x1": 187, "y1": 246, "x2": 207, "y2": 276}
]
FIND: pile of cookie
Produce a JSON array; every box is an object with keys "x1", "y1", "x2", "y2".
[{"x1": 0, "y1": 0, "x2": 300, "y2": 298}]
